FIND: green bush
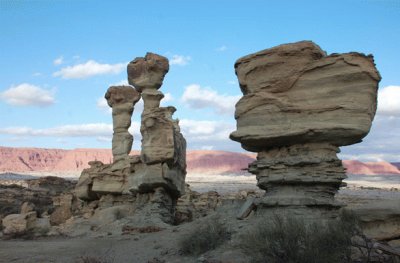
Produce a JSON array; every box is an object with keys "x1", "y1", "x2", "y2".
[
  {"x1": 239, "y1": 211, "x2": 359, "y2": 263},
  {"x1": 179, "y1": 216, "x2": 231, "y2": 256}
]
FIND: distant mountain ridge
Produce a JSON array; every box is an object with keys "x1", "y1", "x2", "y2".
[{"x1": 0, "y1": 146, "x2": 399, "y2": 176}]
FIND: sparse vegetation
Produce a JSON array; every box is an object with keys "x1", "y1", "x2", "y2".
[
  {"x1": 179, "y1": 216, "x2": 231, "y2": 256},
  {"x1": 2, "y1": 229, "x2": 35, "y2": 240},
  {"x1": 238, "y1": 210, "x2": 360, "y2": 263},
  {"x1": 75, "y1": 247, "x2": 115, "y2": 263}
]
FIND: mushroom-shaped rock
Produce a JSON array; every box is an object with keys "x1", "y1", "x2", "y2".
[
  {"x1": 231, "y1": 41, "x2": 380, "y2": 152},
  {"x1": 230, "y1": 41, "x2": 381, "y2": 217},
  {"x1": 127, "y1": 52, "x2": 169, "y2": 92}
]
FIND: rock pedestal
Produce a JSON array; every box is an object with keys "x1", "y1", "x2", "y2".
[
  {"x1": 230, "y1": 41, "x2": 380, "y2": 217},
  {"x1": 75, "y1": 52, "x2": 186, "y2": 226},
  {"x1": 105, "y1": 86, "x2": 140, "y2": 162},
  {"x1": 128, "y1": 52, "x2": 187, "y2": 198}
]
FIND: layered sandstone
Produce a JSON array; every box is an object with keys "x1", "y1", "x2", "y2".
[
  {"x1": 231, "y1": 41, "x2": 381, "y2": 215},
  {"x1": 74, "y1": 53, "x2": 186, "y2": 225},
  {"x1": 127, "y1": 53, "x2": 187, "y2": 197}
]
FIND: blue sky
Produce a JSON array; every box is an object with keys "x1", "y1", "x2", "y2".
[{"x1": 0, "y1": 0, "x2": 399, "y2": 161}]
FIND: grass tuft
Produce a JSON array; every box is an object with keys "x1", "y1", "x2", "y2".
[{"x1": 179, "y1": 216, "x2": 231, "y2": 256}]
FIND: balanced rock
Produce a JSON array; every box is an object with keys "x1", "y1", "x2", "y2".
[
  {"x1": 127, "y1": 53, "x2": 187, "y2": 197},
  {"x1": 75, "y1": 52, "x2": 186, "y2": 226},
  {"x1": 127, "y1": 52, "x2": 169, "y2": 92},
  {"x1": 230, "y1": 41, "x2": 380, "y2": 216},
  {"x1": 231, "y1": 41, "x2": 380, "y2": 151}
]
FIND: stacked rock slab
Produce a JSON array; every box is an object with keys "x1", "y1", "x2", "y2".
[
  {"x1": 230, "y1": 41, "x2": 380, "y2": 217},
  {"x1": 127, "y1": 53, "x2": 186, "y2": 198},
  {"x1": 75, "y1": 53, "x2": 186, "y2": 225}
]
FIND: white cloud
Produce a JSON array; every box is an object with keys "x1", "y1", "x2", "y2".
[
  {"x1": 96, "y1": 136, "x2": 112, "y2": 142},
  {"x1": 53, "y1": 60, "x2": 126, "y2": 79},
  {"x1": 0, "y1": 83, "x2": 55, "y2": 107},
  {"x1": 0, "y1": 123, "x2": 113, "y2": 137},
  {"x1": 53, "y1": 56, "x2": 64, "y2": 65},
  {"x1": 170, "y1": 55, "x2": 191, "y2": 66},
  {"x1": 179, "y1": 119, "x2": 241, "y2": 151},
  {"x1": 181, "y1": 84, "x2": 240, "y2": 115},
  {"x1": 377, "y1": 85, "x2": 400, "y2": 116},
  {"x1": 96, "y1": 97, "x2": 111, "y2": 112},
  {"x1": 340, "y1": 114, "x2": 400, "y2": 162},
  {"x1": 180, "y1": 119, "x2": 234, "y2": 140},
  {"x1": 110, "y1": 79, "x2": 129, "y2": 86},
  {"x1": 161, "y1": 92, "x2": 173, "y2": 106},
  {"x1": 97, "y1": 96, "x2": 144, "y2": 115},
  {"x1": 228, "y1": 80, "x2": 237, "y2": 85},
  {"x1": 32, "y1": 72, "x2": 42, "y2": 77},
  {"x1": 216, "y1": 45, "x2": 227, "y2": 52},
  {"x1": 201, "y1": 145, "x2": 214, "y2": 150}
]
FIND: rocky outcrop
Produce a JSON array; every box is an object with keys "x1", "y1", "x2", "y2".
[
  {"x1": 2, "y1": 211, "x2": 38, "y2": 236},
  {"x1": 0, "y1": 177, "x2": 74, "y2": 237},
  {"x1": 0, "y1": 177, "x2": 75, "y2": 222},
  {"x1": 231, "y1": 41, "x2": 381, "y2": 217},
  {"x1": 74, "y1": 52, "x2": 186, "y2": 226}
]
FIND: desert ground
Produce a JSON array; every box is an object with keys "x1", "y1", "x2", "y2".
[{"x1": 0, "y1": 172, "x2": 399, "y2": 263}]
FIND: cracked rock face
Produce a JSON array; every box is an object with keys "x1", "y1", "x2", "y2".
[{"x1": 230, "y1": 41, "x2": 380, "y2": 214}]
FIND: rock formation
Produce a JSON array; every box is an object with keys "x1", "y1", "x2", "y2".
[
  {"x1": 105, "y1": 86, "x2": 140, "y2": 162},
  {"x1": 75, "y1": 52, "x2": 186, "y2": 225},
  {"x1": 127, "y1": 53, "x2": 186, "y2": 197},
  {"x1": 230, "y1": 41, "x2": 381, "y2": 217}
]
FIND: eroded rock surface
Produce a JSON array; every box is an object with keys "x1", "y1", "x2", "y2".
[
  {"x1": 231, "y1": 41, "x2": 380, "y2": 216},
  {"x1": 74, "y1": 52, "x2": 186, "y2": 227},
  {"x1": 105, "y1": 86, "x2": 140, "y2": 161},
  {"x1": 128, "y1": 53, "x2": 186, "y2": 197}
]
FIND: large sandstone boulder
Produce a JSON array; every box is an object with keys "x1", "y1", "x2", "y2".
[
  {"x1": 231, "y1": 41, "x2": 380, "y2": 152},
  {"x1": 2, "y1": 211, "x2": 37, "y2": 235},
  {"x1": 127, "y1": 52, "x2": 169, "y2": 92},
  {"x1": 230, "y1": 41, "x2": 380, "y2": 216}
]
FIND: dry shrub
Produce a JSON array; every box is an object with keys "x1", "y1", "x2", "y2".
[
  {"x1": 75, "y1": 246, "x2": 115, "y2": 263},
  {"x1": 239, "y1": 210, "x2": 358, "y2": 263},
  {"x1": 179, "y1": 216, "x2": 231, "y2": 256}
]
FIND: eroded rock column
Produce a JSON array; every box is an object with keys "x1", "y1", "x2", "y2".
[
  {"x1": 230, "y1": 41, "x2": 381, "y2": 217},
  {"x1": 127, "y1": 53, "x2": 187, "y2": 198},
  {"x1": 105, "y1": 86, "x2": 141, "y2": 162},
  {"x1": 75, "y1": 53, "x2": 186, "y2": 226}
]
